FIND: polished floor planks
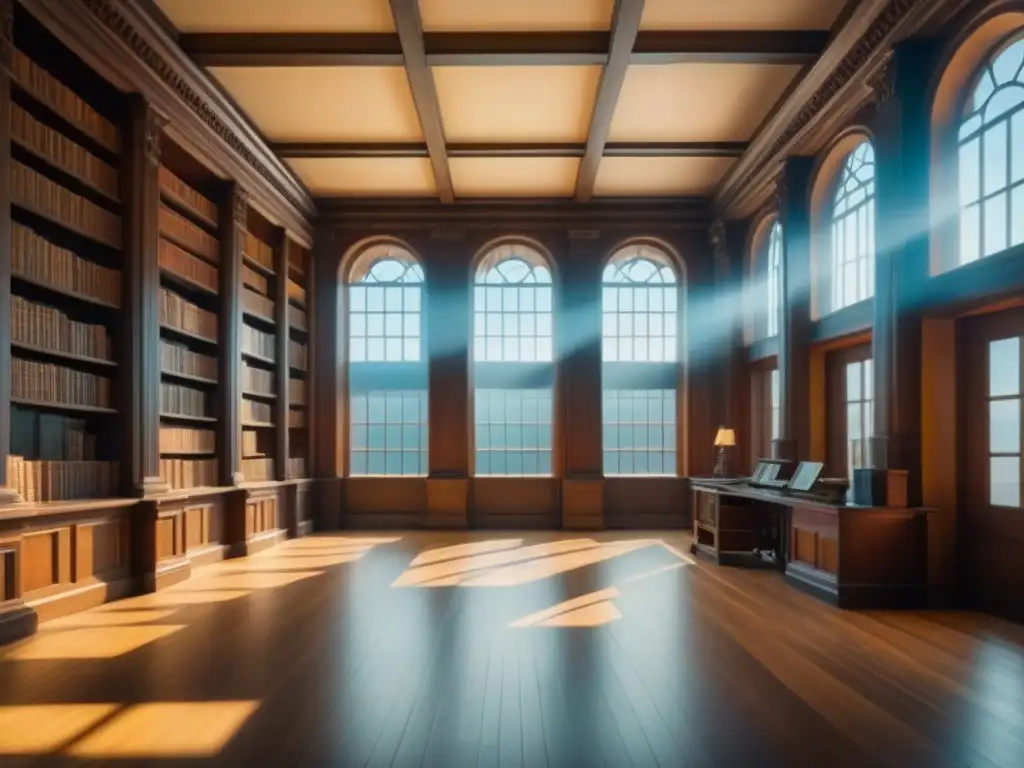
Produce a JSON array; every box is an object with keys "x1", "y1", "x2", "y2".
[{"x1": 0, "y1": 531, "x2": 1023, "y2": 767}]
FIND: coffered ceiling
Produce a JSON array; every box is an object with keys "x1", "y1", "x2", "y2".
[{"x1": 154, "y1": 0, "x2": 851, "y2": 202}]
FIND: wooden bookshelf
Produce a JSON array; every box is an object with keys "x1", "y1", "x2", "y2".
[
  {"x1": 287, "y1": 241, "x2": 311, "y2": 480},
  {"x1": 157, "y1": 161, "x2": 222, "y2": 491},
  {"x1": 6, "y1": 33, "x2": 124, "y2": 504}
]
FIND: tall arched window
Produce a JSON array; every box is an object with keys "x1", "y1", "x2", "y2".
[
  {"x1": 473, "y1": 242, "x2": 554, "y2": 476},
  {"x1": 766, "y1": 220, "x2": 783, "y2": 338},
  {"x1": 602, "y1": 244, "x2": 680, "y2": 475},
  {"x1": 347, "y1": 243, "x2": 427, "y2": 475},
  {"x1": 958, "y1": 37, "x2": 1024, "y2": 264},
  {"x1": 830, "y1": 141, "x2": 876, "y2": 310}
]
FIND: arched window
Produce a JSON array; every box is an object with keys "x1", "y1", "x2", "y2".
[
  {"x1": 347, "y1": 243, "x2": 427, "y2": 475},
  {"x1": 601, "y1": 243, "x2": 680, "y2": 476},
  {"x1": 830, "y1": 141, "x2": 876, "y2": 310},
  {"x1": 473, "y1": 242, "x2": 554, "y2": 476},
  {"x1": 766, "y1": 220, "x2": 783, "y2": 338},
  {"x1": 958, "y1": 37, "x2": 1024, "y2": 264}
]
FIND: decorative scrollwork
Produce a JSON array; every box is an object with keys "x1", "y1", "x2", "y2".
[
  {"x1": 870, "y1": 55, "x2": 896, "y2": 105},
  {"x1": 144, "y1": 107, "x2": 167, "y2": 167},
  {"x1": 232, "y1": 188, "x2": 250, "y2": 227}
]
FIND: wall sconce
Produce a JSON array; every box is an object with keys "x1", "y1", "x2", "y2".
[{"x1": 713, "y1": 427, "x2": 736, "y2": 478}]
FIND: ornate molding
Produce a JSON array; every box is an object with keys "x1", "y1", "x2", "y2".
[
  {"x1": 80, "y1": 0, "x2": 310, "y2": 217},
  {"x1": 709, "y1": 218, "x2": 727, "y2": 257},
  {"x1": 0, "y1": 0, "x2": 13, "y2": 76},
  {"x1": 869, "y1": 54, "x2": 896, "y2": 105},
  {"x1": 143, "y1": 107, "x2": 167, "y2": 167},
  {"x1": 232, "y1": 188, "x2": 250, "y2": 227}
]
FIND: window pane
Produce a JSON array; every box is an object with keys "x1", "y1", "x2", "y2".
[
  {"x1": 983, "y1": 193, "x2": 1008, "y2": 257},
  {"x1": 989, "y1": 399, "x2": 1021, "y2": 453},
  {"x1": 602, "y1": 389, "x2": 677, "y2": 476},
  {"x1": 474, "y1": 389, "x2": 552, "y2": 476},
  {"x1": 961, "y1": 203, "x2": 981, "y2": 264},
  {"x1": 350, "y1": 390, "x2": 427, "y2": 476},
  {"x1": 846, "y1": 361, "x2": 862, "y2": 402},
  {"x1": 990, "y1": 456, "x2": 1021, "y2": 507},
  {"x1": 983, "y1": 121, "x2": 1009, "y2": 196},
  {"x1": 990, "y1": 338, "x2": 1021, "y2": 397},
  {"x1": 960, "y1": 137, "x2": 981, "y2": 204}
]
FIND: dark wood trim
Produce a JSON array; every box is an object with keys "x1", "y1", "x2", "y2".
[
  {"x1": 747, "y1": 337, "x2": 780, "y2": 363},
  {"x1": 23, "y1": 0, "x2": 315, "y2": 244},
  {"x1": 575, "y1": 0, "x2": 644, "y2": 203},
  {"x1": 810, "y1": 300, "x2": 874, "y2": 343},
  {"x1": 0, "y1": 0, "x2": 15, "y2": 502},
  {"x1": 273, "y1": 229, "x2": 289, "y2": 482},
  {"x1": 180, "y1": 30, "x2": 828, "y2": 68},
  {"x1": 270, "y1": 141, "x2": 749, "y2": 159},
  {"x1": 389, "y1": 0, "x2": 454, "y2": 204},
  {"x1": 218, "y1": 185, "x2": 245, "y2": 486},
  {"x1": 924, "y1": 244, "x2": 1024, "y2": 317}
]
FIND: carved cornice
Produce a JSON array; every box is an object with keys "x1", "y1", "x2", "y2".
[
  {"x1": 0, "y1": 0, "x2": 13, "y2": 76},
  {"x1": 144, "y1": 107, "x2": 167, "y2": 167},
  {"x1": 78, "y1": 0, "x2": 313, "y2": 228},
  {"x1": 709, "y1": 219, "x2": 727, "y2": 258},
  {"x1": 869, "y1": 54, "x2": 896, "y2": 105},
  {"x1": 716, "y1": 0, "x2": 939, "y2": 216},
  {"x1": 232, "y1": 188, "x2": 250, "y2": 227}
]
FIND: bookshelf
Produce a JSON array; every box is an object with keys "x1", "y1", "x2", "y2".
[
  {"x1": 287, "y1": 241, "x2": 311, "y2": 480},
  {"x1": 240, "y1": 210, "x2": 280, "y2": 483},
  {"x1": 5, "y1": 17, "x2": 125, "y2": 504},
  {"x1": 156, "y1": 149, "x2": 221, "y2": 491}
]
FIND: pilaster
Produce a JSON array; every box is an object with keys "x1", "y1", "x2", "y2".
[
  {"x1": 0, "y1": 0, "x2": 17, "y2": 503},
  {"x1": 273, "y1": 228, "x2": 289, "y2": 481},
  {"x1": 218, "y1": 185, "x2": 245, "y2": 486}
]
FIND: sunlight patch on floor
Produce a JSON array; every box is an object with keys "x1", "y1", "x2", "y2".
[
  {"x1": 0, "y1": 704, "x2": 120, "y2": 754},
  {"x1": 1, "y1": 625, "x2": 185, "y2": 660}
]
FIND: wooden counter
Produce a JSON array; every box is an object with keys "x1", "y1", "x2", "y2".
[{"x1": 691, "y1": 479, "x2": 931, "y2": 609}]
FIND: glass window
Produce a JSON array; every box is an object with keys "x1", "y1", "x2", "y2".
[
  {"x1": 347, "y1": 244, "x2": 427, "y2": 476},
  {"x1": 602, "y1": 244, "x2": 681, "y2": 476},
  {"x1": 988, "y1": 337, "x2": 1022, "y2": 507},
  {"x1": 959, "y1": 38, "x2": 1024, "y2": 264},
  {"x1": 844, "y1": 359, "x2": 874, "y2": 479},
  {"x1": 473, "y1": 243, "x2": 554, "y2": 476},
  {"x1": 766, "y1": 221, "x2": 783, "y2": 338},
  {"x1": 830, "y1": 141, "x2": 876, "y2": 311}
]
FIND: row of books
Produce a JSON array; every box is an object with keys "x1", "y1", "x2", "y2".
[
  {"x1": 11, "y1": 296, "x2": 113, "y2": 362},
  {"x1": 160, "y1": 458, "x2": 217, "y2": 490},
  {"x1": 243, "y1": 287, "x2": 274, "y2": 320},
  {"x1": 242, "y1": 399, "x2": 273, "y2": 424},
  {"x1": 242, "y1": 457, "x2": 274, "y2": 482},
  {"x1": 242, "y1": 325, "x2": 275, "y2": 361},
  {"x1": 289, "y1": 409, "x2": 306, "y2": 429},
  {"x1": 243, "y1": 363, "x2": 274, "y2": 395},
  {"x1": 12, "y1": 48, "x2": 120, "y2": 153},
  {"x1": 159, "y1": 426, "x2": 216, "y2": 455},
  {"x1": 242, "y1": 429, "x2": 264, "y2": 458},
  {"x1": 243, "y1": 264, "x2": 268, "y2": 295},
  {"x1": 12, "y1": 358, "x2": 112, "y2": 409},
  {"x1": 10, "y1": 410, "x2": 99, "y2": 462},
  {"x1": 288, "y1": 246, "x2": 305, "y2": 277},
  {"x1": 13, "y1": 160, "x2": 122, "y2": 248},
  {"x1": 159, "y1": 204, "x2": 219, "y2": 263},
  {"x1": 287, "y1": 458, "x2": 307, "y2": 479},
  {"x1": 159, "y1": 288, "x2": 218, "y2": 342},
  {"x1": 12, "y1": 104, "x2": 120, "y2": 201},
  {"x1": 289, "y1": 378, "x2": 306, "y2": 406},
  {"x1": 289, "y1": 305, "x2": 307, "y2": 332},
  {"x1": 289, "y1": 341, "x2": 307, "y2": 371},
  {"x1": 6, "y1": 456, "x2": 119, "y2": 503},
  {"x1": 160, "y1": 237, "x2": 218, "y2": 293},
  {"x1": 288, "y1": 279, "x2": 306, "y2": 306},
  {"x1": 243, "y1": 231, "x2": 274, "y2": 272},
  {"x1": 161, "y1": 340, "x2": 217, "y2": 381},
  {"x1": 160, "y1": 382, "x2": 211, "y2": 419},
  {"x1": 12, "y1": 221, "x2": 121, "y2": 307},
  {"x1": 158, "y1": 166, "x2": 218, "y2": 225}
]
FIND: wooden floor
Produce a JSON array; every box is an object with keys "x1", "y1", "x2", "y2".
[{"x1": 1, "y1": 531, "x2": 1023, "y2": 767}]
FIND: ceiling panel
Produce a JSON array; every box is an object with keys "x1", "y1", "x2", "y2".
[
  {"x1": 639, "y1": 0, "x2": 847, "y2": 31},
  {"x1": 608, "y1": 63, "x2": 801, "y2": 142},
  {"x1": 208, "y1": 67, "x2": 423, "y2": 142},
  {"x1": 420, "y1": 0, "x2": 614, "y2": 31},
  {"x1": 594, "y1": 156, "x2": 736, "y2": 197},
  {"x1": 449, "y1": 157, "x2": 580, "y2": 197},
  {"x1": 434, "y1": 66, "x2": 601, "y2": 143},
  {"x1": 156, "y1": 0, "x2": 395, "y2": 33},
  {"x1": 286, "y1": 157, "x2": 437, "y2": 196}
]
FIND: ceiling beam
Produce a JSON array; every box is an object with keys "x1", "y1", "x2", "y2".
[
  {"x1": 270, "y1": 141, "x2": 748, "y2": 159},
  {"x1": 575, "y1": 0, "x2": 645, "y2": 203},
  {"x1": 388, "y1": 0, "x2": 454, "y2": 203},
  {"x1": 180, "y1": 30, "x2": 828, "y2": 68}
]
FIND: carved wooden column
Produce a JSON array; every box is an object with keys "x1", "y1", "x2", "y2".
[
  {"x1": 273, "y1": 228, "x2": 289, "y2": 482},
  {"x1": 0, "y1": 0, "x2": 17, "y2": 503},
  {"x1": 121, "y1": 96, "x2": 168, "y2": 497},
  {"x1": 861, "y1": 43, "x2": 938, "y2": 508},
  {"x1": 774, "y1": 158, "x2": 814, "y2": 462},
  {"x1": 425, "y1": 232, "x2": 471, "y2": 527},
  {"x1": 561, "y1": 230, "x2": 604, "y2": 529},
  {"x1": 218, "y1": 185, "x2": 245, "y2": 487}
]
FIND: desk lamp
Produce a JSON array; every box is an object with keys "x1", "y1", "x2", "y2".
[{"x1": 712, "y1": 427, "x2": 736, "y2": 478}]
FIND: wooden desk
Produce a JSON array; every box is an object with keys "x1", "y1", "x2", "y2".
[{"x1": 691, "y1": 479, "x2": 930, "y2": 609}]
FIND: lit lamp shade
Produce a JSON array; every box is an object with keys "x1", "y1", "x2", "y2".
[{"x1": 713, "y1": 428, "x2": 736, "y2": 447}]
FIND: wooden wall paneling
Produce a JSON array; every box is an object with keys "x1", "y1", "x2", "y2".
[
  {"x1": 294, "y1": 480, "x2": 313, "y2": 536},
  {"x1": 224, "y1": 486, "x2": 286, "y2": 557},
  {"x1": 218, "y1": 184, "x2": 245, "y2": 486},
  {"x1": 774, "y1": 158, "x2": 814, "y2": 461},
  {"x1": 312, "y1": 233, "x2": 344, "y2": 529},
  {"x1": 136, "y1": 498, "x2": 190, "y2": 592},
  {"x1": 123, "y1": 96, "x2": 169, "y2": 497},
  {"x1": 273, "y1": 228, "x2": 289, "y2": 481},
  {"x1": 560, "y1": 230, "x2": 604, "y2": 529},
  {"x1": 864, "y1": 41, "x2": 938, "y2": 508},
  {"x1": 471, "y1": 478, "x2": 560, "y2": 529},
  {"x1": 343, "y1": 477, "x2": 425, "y2": 529},
  {"x1": 0, "y1": 0, "x2": 16, "y2": 503},
  {"x1": 603, "y1": 477, "x2": 690, "y2": 529}
]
